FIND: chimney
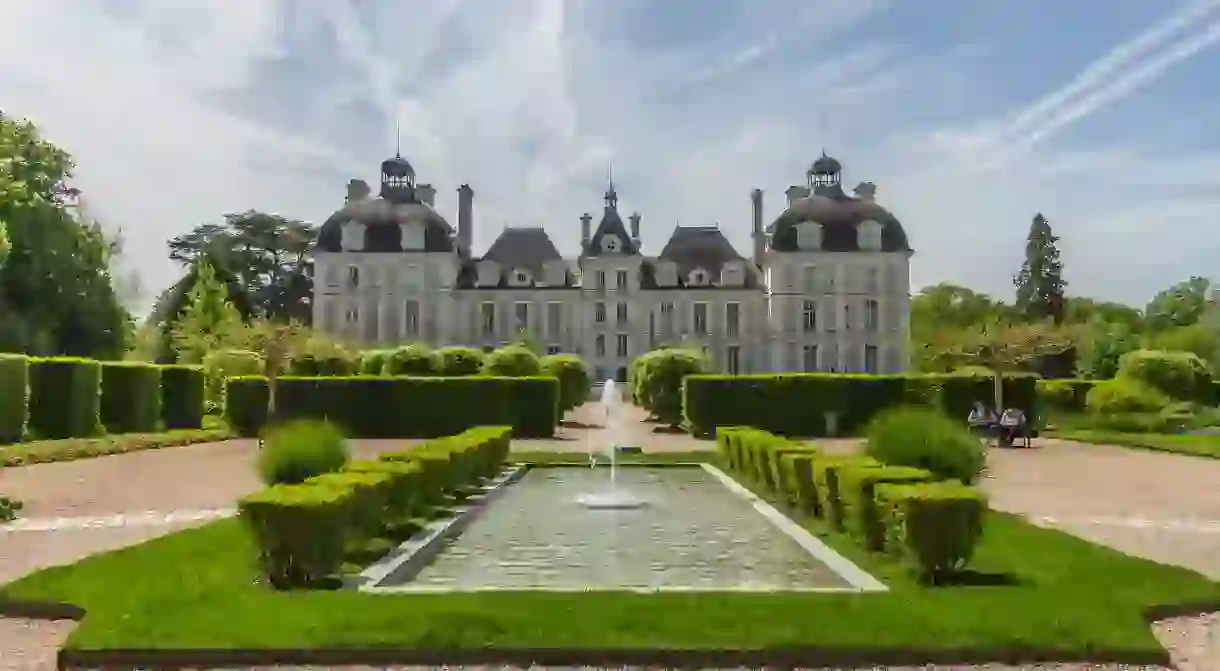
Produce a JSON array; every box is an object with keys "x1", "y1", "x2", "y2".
[
  {"x1": 457, "y1": 184, "x2": 474, "y2": 251},
  {"x1": 853, "y1": 181, "x2": 877, "y2": 202},
  {"x1": 580, "y1": 212, "x2": 592, "y2": 248},
  {"x1": 750, "y1": 188, "x2": 765, "y2": 264},
  {"x1": 785, "y1": 185, "x2": 809, "y2": 207},
  {"x1": 416, "y1": 183, "x2": 437, "y2": 207},
  {"x1": 346, "y1": 179, "x2": 371, "y2": 203},
  {"x1": 628, "y1": 212, "x2": 641, "y2": 246}
]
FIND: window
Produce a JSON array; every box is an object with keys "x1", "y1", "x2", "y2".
[
  {"x1": 514, "y1": 302, "x2": 529, "y2": 333},
  {"x1": 595, "y1": 301, "x2": 607, "y2": 323},
  {"x1": 616, "y1": 302, "x2": 628, "y2": 324},
  {"x1": 825, "y1": 301, "x2": 837, "y2": 331},
  {"x1": 547, "y1": 302, "x2": 562, "y2": 337},
  {"x1": 546, "y1": 345, "x2": 561, "y2": 356},
  {"x1": 347, "y1": 265, "x2": 360, "y2": 289},
  {"x1": 345, "y1": 307, "x2": 359, "y2": 324},
  {"x1": 864, "y1": 299, "x2": 879, "y2": 332},
  {"x1": 864, "y1": 267, "x2": 879, "y2": 293},
  {"x1": 802, "y1": 300, "x2": 817, "y2": 332},
  {"x1": 803, "y1": 345, "x2": 818, "y2": 372},
  {"x1": 727, "y1": 345, "x2": 741, "y2": 375},
  {"x1": 796, "y1": 222, "x2": 822, "y2": 250},
  {"x1": 688, "y1": 268, "x2": 708, "y2": 286},
  {"x1": 858, "y1": 221, "x2": 883, "y2": 250},
  {"x1": 616, "y1": 270, "x2": 629, "y2": 290},
  {"x1": 594, "y1": 366, "x2": 606, "y2": 381},
  {"x1": 726, "y1": 302, "x2": 740, "y2": 336},
  {"x1": 405, "y1": 299, "x2": 420, "y2": 336},
  {"x1": 513, "y1": 270, "x2": 531, "y2": 286},
  {"x1": 802, "y1": 265, "x2": 818, "y2": 294},
  {"x1": 864, "y1": 345, "x2": 879, "y2": 374},
  {"x1": 616, "y1": 334, "x2": 629, "y2": 358},
  {"x1": 481, "y1": 302, "x2": 496, "y2": 336},
  {"x1": 595, "y1": 270, "x2": 606, "y2": 289},
  {"x1": 322, "y1": 301, "x2": 336, "y2": 332},
  {"x1": 659, "y1": 301, "x2": 675, "y2": 334},
  {"x1": 595, "y1": 334, "x2": 606, "y2": 357},
  {"x1": 693, "y1": 302, "x2": 708, "y2": 334}
]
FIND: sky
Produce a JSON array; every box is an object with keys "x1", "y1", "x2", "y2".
[{"x1": 2, "y1": 0, "x2": 1219, "y2": 311}]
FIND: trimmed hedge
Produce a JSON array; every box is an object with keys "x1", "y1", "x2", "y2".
[
  {"x1": 100, "y1": 362, "x2": 162, "y2": 433},
  {"x1": 1035, "y1": 378, "x2": 1097, "y2": 414},
  {"x1": 160, "y1": 364, "x2": 205, "y2": 430},
  {"x1": 684, "y1": 373, "x2": 1039, "y2": 437},
  {"x1": 718, "y1": 425, "x2": 988, "y2": 582},
  {"x1": 27, "y1": 357, "x2": 102, "y2": 440},
  {"x1": 237, "y1": 426, "x2": 513, "y2": 589},
  {"x1": 226, "y1": 375, "x2": 559, "y2": 438},
  {"x1": 0, "y1": 353, "x2": 29, "y2": 444}
]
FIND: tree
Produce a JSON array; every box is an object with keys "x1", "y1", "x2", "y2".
[
  {"x1": 1145, "y1": 276, "x2": 1212, "y2": 332},
  {"x1": 171, "y1": 259, "x2": 243, "y2": 364},
  {"x1": 950, "y1": 319, "x2": 1071, "y2": 409},
  {"x1": 149, "y1": 251, "x2": 255, "y2": 362},
  {"x1": 1013, "y1": 213, "x2": 1066, "y2": 324},
  {"x1": 166, "y1": 211, "x2": 315, "y2": 323},
  {"x1": 0, "y1": 219, "x2": 9, "y2": 271}
]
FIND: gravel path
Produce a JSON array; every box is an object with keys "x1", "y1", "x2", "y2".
[{"x1": 3, "y1": 410, "x2": 1220, "y2": 670}]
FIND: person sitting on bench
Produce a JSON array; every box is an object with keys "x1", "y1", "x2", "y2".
[
  {"x1": 967, "y1": 402, "x2": 997, "y2": 437},
  {"x1": 997, "y1": 407, "x2": 1029, "y2": 448}
]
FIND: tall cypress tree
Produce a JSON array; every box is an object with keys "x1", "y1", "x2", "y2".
[{"x1": 1014, "y1": 213, "x2": 1066, "y2": 323}]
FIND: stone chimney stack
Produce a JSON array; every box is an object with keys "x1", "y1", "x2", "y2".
[
  {"x1": 580, "y1": 212, "x2": 593, "y2": 248},
  {"x1": 785, "y1": 185, "x2": 809, "y2": 207},
  {"x1": 346, "y1": 179, "x2": 371, "y2": 203},
  {"x1": 750, "y1": 188, "x2": 765, "y2": 264},
  {"x1": 628, "y1": 212, "x2": 641, "y2": 246},
  {"x1": 457, "y1": 184, "x2": 474, "y2": 251},
  {"x1": 416, "y1": 183, "x2": 437, "y2": 207},
  {"x1": 853, "y1": 182, "x2": 877, "y2": 203}
]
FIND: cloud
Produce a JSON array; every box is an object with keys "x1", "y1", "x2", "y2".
[{"x1": 0, "y1": 0, "x2": 1218, "y2": 312}]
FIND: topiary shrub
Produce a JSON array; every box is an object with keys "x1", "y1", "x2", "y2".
[
  {"x1": 632, "y1": 348, "x2": 708, "y2": 427},
  {"x1": 357, "y1": 349, "x2": 392, "y2": 375},
  {"x1": 864, "y1": 406, "x2": 986, "y2": 485},
  {"x1": 27, "y1": 357, "x2": 103, "y2": 440},
  {"x1": 0, "y1": 354, "x2": 29, "y2": 444},
  {"x1": 437, "y1": 347, "x2": 485, "y2": 376},
  {"x1": 876, "y1": 481, "x2": 987, "y2": 583},
  {"x1": 1117, "y1": 349, "x2": 1211, "y2": 402},
  {"x1": 381, "y1": 344, "x2": 441, "y2": 376},
  {"x1": 202, "y1": 348, "x2": 264, "y2": 414},
  {"x1": 1085, "y1": 378, "x2": 1170, "y2": 415},
  {"x1": 238, "y1": 483, "x2": 355, "y2": 589},
  {"x1": 100, "y1": 362, "x2": 162, "y2": 433},
  {"x1": 540, "y1": 354, "x2": 589, "y2": 415},
  {"x1": 159, "y1": 364, "x2": 205, "y2": 429},
  {"x1": 258, "y1": 419, "x2": 350, "y2": 486},
  {"x1": 482, "y1": 344, "x2": 541, "y2": 377}
]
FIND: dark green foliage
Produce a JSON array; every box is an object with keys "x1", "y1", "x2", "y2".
[
  {"x1": 437, "y1": 347, "x2": 485, "y2": 376},
  {"x1": 864, "y1": 407, "x2": 986, "y2": 484},
  {"x1": 1035, "y1": 378, "x2": 1096, "y2": 414},
  {"x1": 811, "y1": 455, "x2": 882, "y2": 530},
  {"x1": 159, "y1": 364, "x2": 205, "y2": 429},
  {"x1": 0, "y1": 353, "x2": 29, "y2": 444},
  {"x1": 287, "y1": 353, "x2": 355, "y2": 377},
  {"x1": 876, "y1": 481, "x2": 987, "y2": 582},
  {"x1": 838, "y1": 464, "x2": 935, "y2": 550},
  {"x1": 481, "y1": 344, "x2": 541, "y2": 377},
  {"x1": 27, "y1": 357, "x2": 102, "y2": 439},
  {"x1": 258, "y1": 420, "x2": 350, "y2": 486},
  {"x1": 148, "y1": 251, "x2": 254, "y2": 363},
  {"x1": 227, "y1": 375, "x2": 558, "y2": 438},
  {"x1": 539, "y1": 354, "x2": 589, "y2": 414},
  {"x1": 382, "y1": 344, "x2": 441, "y2": 376},
  {"x1": 1085, "y1": 378, "x2": 1169, "y2": 414},
  {"x1": 1013, "y1": 213, "x2": 1066, "y2": 323},
  {"x1": 631, "y1": 348, "x2": 708, "y2": 426},
  {"x1": 99, "y1": 362, "x2": 162, "y2": 433},
  {"x1": 684, "y1": 373, "x2": 1038, "y2": 437},
  {"x1": 1116, "y1": 349, "x2": 1211, "y2": 402},
  {"x1": 238, "y1": 483, "x2": 356, "y2": 589},
  {"x1": 357, "y1": 350, "x2": 392, "y2": 375}
]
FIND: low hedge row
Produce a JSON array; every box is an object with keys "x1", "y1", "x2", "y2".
[
  {"x1": 226, "y1": 375, "x2": 559, "y2": 439},
  {"x1": 718, "y1": 427, "x2": 987, "y2": 580},
  {"x1": 0, "y1": 355, "x2": 205, "y2": 444},
  {"x1": 685, "y1": 373, "x2": 1038, "y2": 437},
  {"x1": 237, "y1": 426, "x2": 512, "y2": 588}
]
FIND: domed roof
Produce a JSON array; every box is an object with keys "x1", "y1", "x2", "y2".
[
  {"x1": 811, "y1": 152, "x2": 841, "y2": 175},
  {"x1": 316, "y1": 197, "x2": 456, "y2": 253},
  {"x1": 380, "y1": 154, "x2": 415, "y2": 178},
  {"x1": 768, "y1": 187, "x2": 911, "y2": 253}
]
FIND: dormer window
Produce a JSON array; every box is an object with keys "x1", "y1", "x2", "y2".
[
  {"x1": 477, "y1": 260, "x2": 501, "y2": 288},
  {"x1": 655, "y1": 261, "x2": 678, "y2": 287},
  {"x1": 601, "y1": 235, "x2": 622, "y2": 253},
  {"x1": 688, "y1": 267, "x2": 710, "y2": 287},
  {"x1": 341, "y1": 222, "x2": 367, "y2": 251},
  {"x1": 720, "y1": 262, "x2": 744, "y2": 287},
  {"x1": 509, "y1": 268, "x2": 533, "y2": 287},
  {"x1": 399, "y1": 222, "x2": 425, "y2": 250},
  {"x1": 796, "y1": 222, "x2": 823, "y2": 250},
  {"x1": 858, "y1": 220, "x2": 883, "y2": 250}
]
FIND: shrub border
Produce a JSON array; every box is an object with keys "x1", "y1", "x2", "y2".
[{"x1": 0, "y1": 428, "x2": 234, "y2": 467}]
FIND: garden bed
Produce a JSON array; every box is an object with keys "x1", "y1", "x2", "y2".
[
  {"x1": 1052, "y1": 430, "x2": 1220, "y2": 459},
  {"x1": 2, "y1": 451, "x2": 1218, "y2": 668},
  {"x1": 0, "y1": 417, "x2": 233, "y2": 467}
]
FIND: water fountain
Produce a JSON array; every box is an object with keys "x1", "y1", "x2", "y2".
[{"x1": 575, "y1": 379, "x2": 647, "y2": 509}]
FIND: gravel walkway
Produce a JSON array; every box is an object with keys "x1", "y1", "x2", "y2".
[{"x1": 3, "y1": 409, "x2": 1220, "y2": 670}]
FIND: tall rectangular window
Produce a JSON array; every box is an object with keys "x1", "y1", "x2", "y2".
[
  {"x1": 693, "y1": 302, "x2": 708, "y2": 334},
  {"x1": 616, "y1": 270, "x2": 629, "y2": 290},
  {"x1": 595, "y1": 270, "x2": 605, "y2": 289},
  {"x1": 616, "y1": 302, "x2": 629, "y2": 324},
  {"x1": 595, "y1": 334, "x2": 606, "y2": 357},
  {"x1": 347, "y1": 265, "x2": 360, "y2": 289},
  {"x1": 864, "y1": 345, "x2": 879, "y2": 374},
  {"x1": 660, "y1": 301, "x2": 675, "y2": 335},
  {"x1": 405, "y1": 299, "x2": 420, "y2": 336},
  {"x1": 803, "y1": 345, "x2": 818, "y2": 372},
  {"x1": 481, "y1": 302, "x2": 495, "y2": 336},
  {"x1": 802, "y1": 300, "x2": 817, "y2": 332},
  {"x1": 616, "y1": 334, "x2": 629, "y2": 357},
  {"x1": 514, "y1": 302, "x2": 529, "y2": 333},
  {"x1": 864, "y1": 299, "x2": 879, "y2": 332},
  {"x1": 595, "y1": 301, "x2": 607, "y2": 323},
  {"x1": 727, "y1": 345, "x2": 741, "y2": 375},
  {"x1": 547, "y1": 302, "x2": 562, "y2": 337},
  {"x1": 802, "y1": 265, "x2": 817, "y2": 294},
  {"x1": 726, "y1": 302, "x2": 740, "y2": 336}
]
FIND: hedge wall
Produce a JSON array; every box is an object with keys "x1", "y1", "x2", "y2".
[
  {"x1": 226, "y1": 375, "x2": 560, "y2": 439},
  {"x1": 160, "y1": 365, "x2": 205, "y2": 430},
  {"x1": 100, "y1": 362, "x2": 163, "y2": 433},
  {"x1": 28, "y1": 357, "x2": 103, "y2": 440},
  {"x1": 0, "y1": 354, "x2": 29, "y2": 444},
  {"x1": 683, "y1": 373, "x2": 1039, "y2": 437}
]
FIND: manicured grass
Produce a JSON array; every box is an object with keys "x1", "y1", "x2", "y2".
[
  {"x1": 0, "y1": 416, "x2": 234, "y2": 467},
  {"x1": 1054, "y1": 430, "x2": 1220, "y2": 459},
  {"x1": 4, "y1": 452, "x2": 1218, "y2": 657}
]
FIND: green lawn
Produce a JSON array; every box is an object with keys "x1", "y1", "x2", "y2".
[
  {"x1": 1053, "y1": 430, "x2": 1220, "y2": 459},
  {"x1": 3, "y1": 452, "x2": 1218, "y2": 659}
]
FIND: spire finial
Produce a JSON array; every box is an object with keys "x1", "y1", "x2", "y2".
[
  {"x1": 604, "y1": 163, "x2": 618, "y2": 209},
  {"x1": 395, "y1": 118, "x2": 402, "y2": 158}
]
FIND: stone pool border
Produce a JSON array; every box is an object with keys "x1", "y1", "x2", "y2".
[{"x1": 359, "y1": 461, "x2": 886, "y2": 594}]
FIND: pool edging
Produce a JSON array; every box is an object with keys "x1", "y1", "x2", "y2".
[{"x1": 700, "y1": 463, "x2": 889, "y2": 593}]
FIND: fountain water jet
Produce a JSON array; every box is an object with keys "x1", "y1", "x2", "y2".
[{"x1": 575, "y1": 379, "x2": 647, "y2": 510}]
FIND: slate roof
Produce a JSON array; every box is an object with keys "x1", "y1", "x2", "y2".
[
  {"x1": 583, "y1": 205, "x2": 639, "y2": 257},
  {"x1": 457, "y1": 227, "x2": 574, "y2": 289},
  {"x1": 316, "y1": 197, "x2": 456, "y2": 253},
  {"x1": 767, "y1": 183, "x2": 911, "y2": 253},
  {"x1": 640, "y1": 226, "x2": 758, "y2": 290}
]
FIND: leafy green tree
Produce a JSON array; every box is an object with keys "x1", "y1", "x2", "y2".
[
  {"x1": 1013, "y1": 213, "x2": 1066, "y2": 323},
  {"x1": 171, "y1": 259, "x2": 243, "y2": 363},
  {"x1": 1077, "y1": 321, "x2": 1140, "y2": 379},
  {"x1": 0, "y1": 219, "x2": 9, "y2": 271},
  {"x1": 1145, "y1": 276, "x2": 1212, "y2": 332}
]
